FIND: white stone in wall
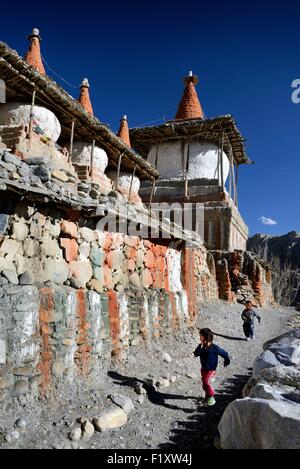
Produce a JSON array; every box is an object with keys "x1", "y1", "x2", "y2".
[
  {"x1": 0, "y1": 102, "x2": 61, "y2": 141},
  {"x1": 166, "y1": 248, "x2": 183, "y2": 293},
  {"x1": 106, "y1": 170, "x2": 141, "y2": 193},
  {"x1": 118, "y1": 294, "x2": 130, "y2": 348},
  {"x1": 147, "y1": 141, "x2": 230, "y2": 182},
  {"x1": 71, "y1": 141, "x2": 108, "y2": 172},
  {"x1": 0, "y1": 339, "x2": 6, "y2": 364}
]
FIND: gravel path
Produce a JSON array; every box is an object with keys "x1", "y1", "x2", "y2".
[{"x1": 0, "y1": 300, "x2": 297, "y2": 449}]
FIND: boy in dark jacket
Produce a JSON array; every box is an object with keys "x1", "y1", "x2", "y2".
[
  {"x1": 241, "y1": 300, "x2": 261, "y2": 341},
  {"x1": 193, "y1": 328, "x2": 230, "y2": 406}
]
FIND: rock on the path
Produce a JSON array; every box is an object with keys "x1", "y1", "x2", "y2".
[
  {"x1": 260, "y1": 365, "x2": 300, "y2": 389},
  {"x1": 186, "y1": 372, "x2": 198, "y2": 380},
  {"x1": 81, "y1": 420, "x2": 94, "y2": 441},
  {"x1": 219, "y1": 398, "x2": 300, "y2": 449},
  {"x1": 93, "y1": 406, "x2": 127, "y2": 432},
  {"x1": 68, "y1": 426, "x2": 82, "y2": 441},
  {"x1": 253, "y1": 350, "x2": 281, "y2": 378},
  {"x1": 15, "y1": 418, "x2": 27, "y2": 431},
  {"x1": 156, "y1": 378, "x2": 170, "y2": 388},
  {"x1": 137, "y1": 395, "x2": 144, "y2": 404},
  {"x1": 5, "y1": 430, "x2": 20, "y2": 442},
  {"x1": 245, "y1": 382, "x2": 285, "y2": 401},
  {"x1": 133, "y1": 382, "x2": 147, "y2": 395},
  {"x1": 162, "y1": 352, "x2": 172, "y2": 363},
  {"x1": 108, "y1": 393, "x2": 134, "y2": 415}
]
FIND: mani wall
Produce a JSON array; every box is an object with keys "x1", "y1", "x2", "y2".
[{"x1": 0, "y1": 146, "x2": 273, "y2": 406}]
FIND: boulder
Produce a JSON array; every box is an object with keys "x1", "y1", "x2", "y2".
[
  {"x1": 219, "y1": 398, "x2": 300, "y2": 449},
  {"x1": 93, "y1": 406, "x2": 127, "y2": 432},
  {"x1": 253, "y1": 350, "x2": 280, "y2": 378},
  {"x1": 108, "y1": 393, "x2": 134, "y2": 415},
  {"x1": 259, "y1": 366, "x2": 300, "y2": 389}
]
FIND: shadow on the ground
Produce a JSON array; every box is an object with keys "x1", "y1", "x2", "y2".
[
  {"x1": 158, "y1": 372, "x2": 251, "y2": 450},
  {"x1": 213, "y1": 332, "x2": 246, "y2": 342},
  {"x1": 108, "y1": 370, "x2": 197, "y2": 413}
]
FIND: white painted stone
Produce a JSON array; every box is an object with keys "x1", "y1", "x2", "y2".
[
  {"x1": 11, "y1": 222, "x2": 29, "y2": 242},
  {"x1": 40, "y1": 236, "x2": 60, "y2": 258},
  {"x1": 0, "y1": 238, "x2": 22, "y2": 260},
  {"x1": 147, "y1": 141, "x2": 229, "y2": 182},
  {"x1": 0, "y1": 339, "x2": 6, "y2": 364},
  {"x1": 79, "y1": 242, "x2": 91, "y2": 261},
  {"x1": 79, "y1": 227, "x2": 95, "y2": 243},
  {"x1": 43, "y1": 220, "x2": 61, "y2": 238},
  {"x1": 14, "y1": 254, "x2": 26, "y2": 276},
  {"x1": 71, "y1": 141, "x2": 108, "y2": 172},
  {"x1": 23, "y1": 239, "x2": 40, "y2": 258},
  {"x1": 166, "y1": 248, "x2": 182, "y2": 293},
  {"x1": 0, "y1": 102, "x2": 61, "y2": 141},
  {"x1": 43, "y1": 259, "x2": 69, "y2": 284}
]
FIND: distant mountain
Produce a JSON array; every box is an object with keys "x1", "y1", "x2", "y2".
[
  {"x1": 247, "y1": 231, "x2": 300, "y2": 270},
  {"x1": 247, "y1": 232, "x2": 300, "y2": 305}
]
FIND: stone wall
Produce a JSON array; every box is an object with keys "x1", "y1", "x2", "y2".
[
  {"x1": 0, "y1": 200, "x2": 218, "y2": 404},
  {"x1": 212, "y1": 250, "x2": 273, "y2": 306}
]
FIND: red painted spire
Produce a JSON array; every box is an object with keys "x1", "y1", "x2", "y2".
[
  {"x1": 78, "y1": 78, "x2": 94, "y2": 116},
  {"x1": 24, "y1": 28, "x2": 46, "y2": 75},
  {"x1": 117, "y1": 115, "x2": 131, "y2": 148},
  {"x1": 175, "y1": 71, "x2": 204, "y2": 120}
]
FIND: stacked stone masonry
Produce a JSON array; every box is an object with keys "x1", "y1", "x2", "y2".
[{"x1": 0, "y1": 147, "x2": 272, "y2": 405}]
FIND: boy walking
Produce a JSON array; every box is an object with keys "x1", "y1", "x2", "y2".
[
  {"x1": 193, "y1": 328, "x2": 230, "y2": 406},
  {"x1": 241, "y1": 300, "x2": 261, "y2": 341}
]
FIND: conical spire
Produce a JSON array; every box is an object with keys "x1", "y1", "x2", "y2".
[
  {"x1": 24, "y1": 28, "x2": 46, "y2": 75},
  {"x1": 78, "y1": 78, "x2": 94, "y2": 116},
  {"x1": 175, "y1": 71, "x2": 204, "y2": 120},
  {"x1": 117, "y1": 115, "x2": 131, "y2": 148}
]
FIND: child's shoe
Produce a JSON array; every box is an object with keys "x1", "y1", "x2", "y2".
[{"x1": 207, "y1": 396, "x2": 216, "y2": 406}]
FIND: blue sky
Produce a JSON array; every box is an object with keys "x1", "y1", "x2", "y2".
[{"x1": 1, "y1": 0, "x2": 300, "y2": 236}]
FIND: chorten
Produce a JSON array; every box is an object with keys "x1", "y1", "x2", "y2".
[
  {"x1": 24, "y1": 28, "x2": 45, "y2": 75},
  {"x1": 78, "y1": 78, "x2": 94, "y2": 116}
]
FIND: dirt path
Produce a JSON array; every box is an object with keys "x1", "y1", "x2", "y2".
[{"x1": 0, "y1": 301, "x2": 297, "y2": 449}]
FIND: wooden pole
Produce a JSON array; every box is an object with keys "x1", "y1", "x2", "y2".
[
  {"x1": 149, "y1": 180, "x2": 156, "y2": 207},
  {"x1": 28, "y1": 90, "x2": 36, "y2": 137},
  {"x1": 235, "y1": 164, "x2": 239, "y2": 207},
  {"x1": 220, "y1": 131, "x2": 224, "y2": 188},
  {"x1": 184, "y1": 142, "x2": 190, "y2": 199},
  {"x1": 69, "y1": 120, "x2": 75, "y2": 163},
  {"x1": 128, "y1": 164, "x2": 137, "y2": 202},
  {"x1": 155, "y1": 144, "x2": 159, "y2": 168},
  {"x1": 116, "y1": 152, "x2": 123, "y2": 190},
  {"x1": 90, "y1": 139, "x2": 95, "y2": 180}
]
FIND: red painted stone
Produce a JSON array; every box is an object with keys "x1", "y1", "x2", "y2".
[
  {"x1": 60, "y1": 238, "x2": 78, "y2": 262},
  {"x1": 60, "y1": 220, "x2": 78, "y2": 239},
  {"x1": 144, "y1": 250, "x2": 155, "y2": 269}
]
